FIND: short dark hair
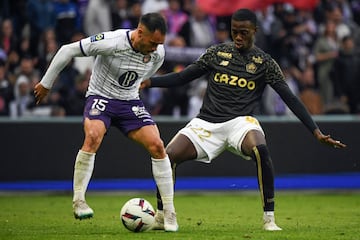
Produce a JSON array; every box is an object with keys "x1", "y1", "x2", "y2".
[
  {"x1": 140, "y1": 12, "x2": 167, "y2": 35},
  {"x1": 232, "y1": 9, "x2": 257, "y2": 26}
]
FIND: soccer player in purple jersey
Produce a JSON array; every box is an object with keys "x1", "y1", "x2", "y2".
[
  {"x1": 34, "y1": 12, "x2": 178, "y2": 231},
  {"x1": 141, "y1": 9, "x2": 346, "y2": 231}
]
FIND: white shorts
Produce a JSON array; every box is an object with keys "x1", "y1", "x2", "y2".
[{"x1": 178, "y1": 116, "x2": 265, "y2": 163}]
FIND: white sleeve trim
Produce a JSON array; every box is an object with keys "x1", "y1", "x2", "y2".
[{"x1": 40, "y1": 42, "x2": 83, "y2": 89}]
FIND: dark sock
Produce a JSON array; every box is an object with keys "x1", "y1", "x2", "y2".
[{"x1": 251, "y1": 144, "x2": 275, "y2": 212}]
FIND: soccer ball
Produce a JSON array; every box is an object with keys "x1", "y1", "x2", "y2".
[{"x1": 120, "y1": 198, "x2": 155, "y2": 232}]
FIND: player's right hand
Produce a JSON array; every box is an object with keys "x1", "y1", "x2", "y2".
[{"x1": 34, "y1": 83, "x2": 50, "y2": 105}]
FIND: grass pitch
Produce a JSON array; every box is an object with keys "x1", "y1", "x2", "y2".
[{"x1": 0, "y1": 191, "x2": 359, "y2": 240}]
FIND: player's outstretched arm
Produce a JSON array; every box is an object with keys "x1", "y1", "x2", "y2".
[
  {"x1": 313, "y1": 128, "x2": 346, "y2": 149},
  {"x1": 34, "y1": 42, "x2": 83, "y2": 104}
]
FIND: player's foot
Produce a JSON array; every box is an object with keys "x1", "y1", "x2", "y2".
[
  {"x1": 152, "y1": 210, "x2": 165, "y2": 230},
  {"x1": 263, "y1": 213, "x2": 282, "y2": 231},
  {"x1": 73, "y1": 200, "x2": 94, "y2": 220},
  {"x1": 164, "y1": 210, "x2": 179, "y2": 232}
]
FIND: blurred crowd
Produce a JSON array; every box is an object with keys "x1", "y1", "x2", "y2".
[{"x1": 1, "y1": 0, "x2": 360, "y2": 118}]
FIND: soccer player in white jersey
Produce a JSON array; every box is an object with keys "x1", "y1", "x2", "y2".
[{"x1": 34, "y1": 12, "x2": 178, "y2": 232}]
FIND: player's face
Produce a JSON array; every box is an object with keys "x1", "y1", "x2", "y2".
[
  {"x1": 231, "y1": 20, "x2": 256, "y2": 51},
  {"x1": 136, "y1": 26, "x2": 165, "y2": 55}
]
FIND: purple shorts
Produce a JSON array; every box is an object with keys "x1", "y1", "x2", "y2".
[{"x1": 83, "y1": 95, "x2": 155, "y2": 135}]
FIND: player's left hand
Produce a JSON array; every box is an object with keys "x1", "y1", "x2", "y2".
[
  {"x1": 313, "y1": 129, "x2": 346, "y2": 149},
  {"x1": 140, "y1": 79, "x2": 151, "y2": 90}
]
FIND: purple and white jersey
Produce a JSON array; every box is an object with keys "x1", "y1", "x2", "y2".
[{"x1": 80, "y1": 30, "x2": 165, "y2": 100}]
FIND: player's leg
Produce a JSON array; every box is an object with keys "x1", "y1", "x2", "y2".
[
  {"x1": 241, "y1": 130, "x2": 282, "y2": 231},
  {"x1": 153, "y1": 133, "x2": 197, "y2": 230},
  {"x1": 128, "y1": 124, "x2": 178, "y2": 232},
  {"x1": 73, "y1": 118, "x2": 106, "y2": 220}
]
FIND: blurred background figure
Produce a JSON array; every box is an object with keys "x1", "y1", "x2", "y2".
[
  {"x1": 141, "y1": 0, "x2": 168, "y2": 14},
  {"x1": 0, "y1": 60, "x2": 13, "y2": 116},
  {"x1": 178, "y1": 3, "x2": 216, "y2": 48},
  {"x1": 83, "y1": 0, "x2": 112, "y2": 36},
  {"x1": 53, "y1": 0, "x2": 81, "y2": 45},
  {"x1": 9, "y1": 74, "x2": 33, "y2": 117},
  {"x1": 313, "y1": 20, "x2": 339, "y2": 110},
  {"x1": 332, "y1": 35, "x2": 360, "y2": 114}
]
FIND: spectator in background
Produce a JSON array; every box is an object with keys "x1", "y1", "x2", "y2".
[
  {"x1": 83, "y1": 0, "x2": 112, "y2": 36},
  {"x1": 37, "y1": 28, "x2": 59, "y2": 75},
  {"x1": 313, "y1": 20, "x2": 339, "y2": 109},
  {"x1": 50, "y1": 57, "x2": 80, "y2": 112},
  {"x1": 297, "y1": 64, "x2": 324, "y2": 115},
  {"x1": 126, "y1": 1, "x2": 143, "y2": 29},
  {"x1": 332, "y1": 35, "x2": 360, "y2": 113},
  {"x1": 9, "y1": 75, "x2": 33, "y2": 117},
  {"x1": 0, "y1": 60, "x2": 13, "y2": 116},
  {"x1": 255, "y1": 5, "x2": 276, "y2": 53},
  {"x1": 111, "y1": 0, "x2": 130, "y2": 29},
  {"x1": 13, "y1": 55, "x2": 40, "y2": 87},
  {"x1": 141, "y1": 0, "x2": 168, "y2": 14},
  {"x1": 163, "y1": 0, "x2": 189, "y2": 42},
  {"x1": 17, "y1": 37, "x2": 32, "y2": 60},
  {"x1": 262, "y1": 60, "x2": 300, "y2": 116},
  {"x1": 64, "y1": 68, "x2": 90, "y2": 115},
  {"x1": 158, "y1": 37, "x2": 189, "y2": 117},
  {"x1": 322, "y1": 3, "x2": 360, "y2": 49},
  {"x1": 26, "y1": 0, "x2": 57, "y2": 57},
  {"x1": 178, "y1": 3, "x2": 216, "y2": 48},
  {"x1": 0, "y1": 18, "x2": 18, "y2": 56},
  {"x1": 214, "y1": 21, "x2": 231, "y2": 43},
  {"x1": 111, "y1": 0, "x2": 142, "y2": 30},
  {"x1": 53, "y1": 0, "x2": 81, "y2": 45}
]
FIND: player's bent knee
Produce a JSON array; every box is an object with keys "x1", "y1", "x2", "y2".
[{"x1": 147, "y1": 139, "x2": 166, "y2": 158}]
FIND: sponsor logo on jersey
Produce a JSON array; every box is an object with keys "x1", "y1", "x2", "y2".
[
  {"x1": 217, "y1": 51, "x2": 232, "y2": 59},
  {"x1": 220, "y1": 60, "x2": 229, "y2": 66},
  {"x1": 143, "y1": 55, "x2": 151, "y2": 63},
  {"x1": 118, "y1": 71, "x2": 138, "y2": 87},
  {"x1": 90, "y1": 33, "x2": 105, "y2": 42},
  {"x1": 214, "y1": 73, "x2": 256, "y2": 90},
  {"x1": 246, "y1": 63, "x2": 257, "y2": 74},
  {"x1": 252, "y1": 56, "x2": 263, "y2": 64}
]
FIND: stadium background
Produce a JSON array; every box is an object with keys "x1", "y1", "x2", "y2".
[{"x1": 0, "y1": 0, "x2": 359, "y2": 191}]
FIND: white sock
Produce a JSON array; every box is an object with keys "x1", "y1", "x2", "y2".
[
  {"x1": 73, "y1": 150, "x2": 95, "y2": 202},
  {"x1": 264, "y1": 211, "x2": 274, "y2": 216},
  {"x1": 152, "y1": 155, "x2": 175, "y2": 212}
]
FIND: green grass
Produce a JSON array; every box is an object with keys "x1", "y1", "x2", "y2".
[{"x1": 0, "y1": 191, "x2": 359, "y2": 240}]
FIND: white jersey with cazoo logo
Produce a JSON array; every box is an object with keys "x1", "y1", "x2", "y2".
[{"x1": 80, "y1": 29, "x2": 165, "y2": 100}]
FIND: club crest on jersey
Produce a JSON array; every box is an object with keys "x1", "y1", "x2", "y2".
[
  {"x1": 90, "y1": 33, "x2": 104, "y2": 42},
  {"x1": 89, "y1": 108, "x2": 101, "y2": 116},
  {"x1": 143, "y1": 55, "x2": 151, "y2": 63},
  {"x1": 246, "y1": 63, "x2": 257, "y2": 74}
]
